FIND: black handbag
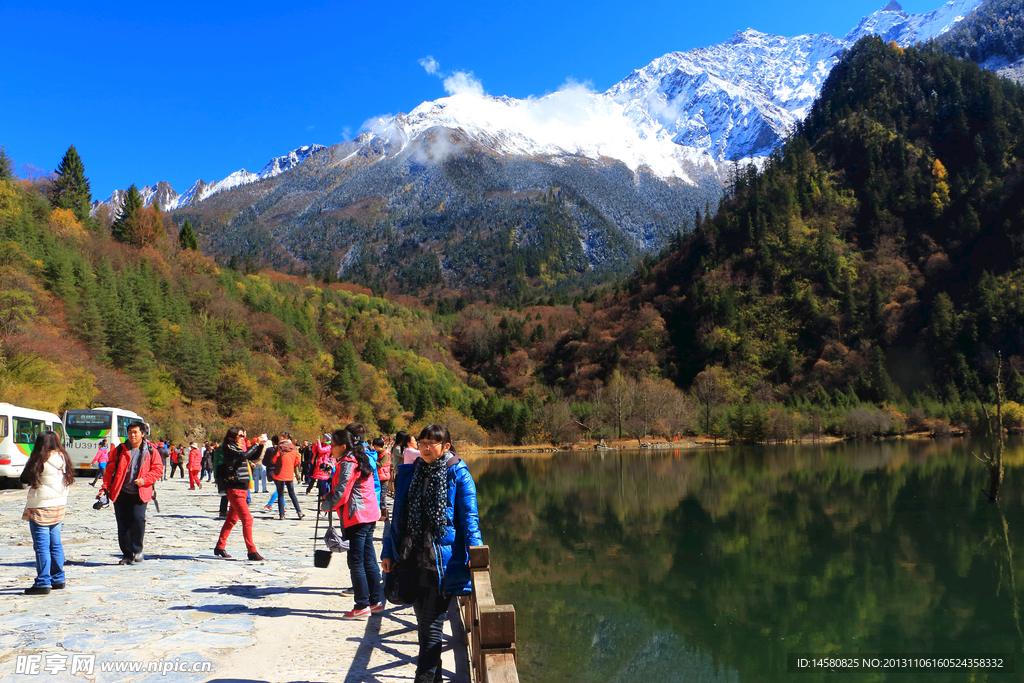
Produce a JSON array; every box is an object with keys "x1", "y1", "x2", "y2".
[{"x1": 384, "y1": 559, "x2": 417, "y2": 605}]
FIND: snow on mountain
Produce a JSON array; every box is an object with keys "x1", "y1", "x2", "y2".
[
  {"x1": 93, "y1": 0, "x2": 981, "y2": 217},
  {"x1": 91, "y1": 145, "x2": 326, "y2": 217},
  {"x1": 358, "y1": 0, "x2": 981, "y2": 177}
]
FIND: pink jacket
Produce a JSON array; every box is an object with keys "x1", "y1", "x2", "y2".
[
  {"x1": 330, "y1": 455, "x2": 380, "y2": 527},
  {"x1": 310, "y1": 443, "x2": 333, "y2": 481},
  {"x1": 91, "y1": 447, "x2": 109, "y2": 466}
]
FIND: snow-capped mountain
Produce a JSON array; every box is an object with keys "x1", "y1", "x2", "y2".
[
  {"x1": 349, "y1": 0, "x2": 980, "y2": 181},
  {"x1": 92, "y1": 145, "x2": 325, "y2": 217},
  {"x1": 93, "y1": 0, "x2": 982, "y2": 224}
]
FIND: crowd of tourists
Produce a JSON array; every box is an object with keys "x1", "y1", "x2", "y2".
[{"x1": 19, "y1": 420, "x2": 481, "y2": 683}]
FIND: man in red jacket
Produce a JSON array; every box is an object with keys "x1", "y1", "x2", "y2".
[{"x1": 98, "y1": 422, "x2": 163, "y2": 565}]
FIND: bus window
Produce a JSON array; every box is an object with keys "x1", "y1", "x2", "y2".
[
  {"x1": 0, "y1": 416, "x2": 6, "y2": 439},
  {"x1": 117, "y1": 416, "x2": 138, "y2": 438},
  {"x1": 14, "y1": 418, "x2": 44, "y2": 445},
  {"x1": 50, "y1": 423, "x2": 65, "y2": 440},
  {"x1": 66, "y1": 410, "x2": 112, "y2": 431}
]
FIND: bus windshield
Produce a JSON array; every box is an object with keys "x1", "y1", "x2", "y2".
[{"x1": 65, "y1": 410, "x2": 112, "y2": 431}]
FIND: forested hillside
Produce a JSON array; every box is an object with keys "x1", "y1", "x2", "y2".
[
  {"x1": 939, "y1": 0, "x2": 1024, "y2": 73},
  {"x1": 624, "y1": 36, "x2": 1024, "y2": 405}
]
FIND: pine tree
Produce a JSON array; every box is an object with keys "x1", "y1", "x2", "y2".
[
  {"x1": 0, "y1": 146, "x2": 12, "y2": 182},
  {"x1": 111, "y1": 184, "x2": 143, "y2": 244},
  {"x1": 49, "y1": 145, "x2": 93, "y2": 225},
  {"x1": 329, "y1": 341, "x2": 361, "y2": 404},
  {"x1": 361, "y1": 336, "x2": 387, "y2": 370},
  {"x1": 178, "y1": 219, "x2": 198, "y2": 251}
]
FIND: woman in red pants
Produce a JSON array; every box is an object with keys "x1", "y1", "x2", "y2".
[
  {"x1": 214, "y1": 428, "x2": 266, "y2": 561},
  {"x1": 187, "y1": 443, "x2": 203, "y2": 490}
]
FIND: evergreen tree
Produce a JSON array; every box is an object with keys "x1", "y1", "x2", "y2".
[
  {"x1": 329, "y1": 341, "x2": 361, "y2": 404},
  {"x1": 111, "y1": 184, "x2": 143, "y2": 244},
  {"x1": 0, "y1": 145, "x2": 12, "y2": 182},
  {"x1": 178, "y1": 219, "x2": 198, "y2": 251},
  {"x1": 48, "y1": 145, "x2": 93, "y2": 225},
  {"x1": 361, "y1": 336, "x2": 387, "y2": 370}
]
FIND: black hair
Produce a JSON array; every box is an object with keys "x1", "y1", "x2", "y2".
[
  {"x1": 345, "y1": 422, "x2": 366, "y2": 440},
  {"x1": 222, "y1": 426, "x2": 244, "y2": 453},
  {"x1": 394, "y1": 431, "x2": 412, "y2": 453},
  {"x1": 332, "y1": 428, "x2": 372, "y2": 480},
  {"x1": 126, "y1": 421, "x2": 146, "y2": 435},
  {"x1": 418, "y1": 424, "x2": 455, "y2": 454},
  {"x1": 372, "y1": 437, "x2": 385, "y2": 449},
  {"x1": 24, "y1": 431, "x2": 75, "y2": 489}
]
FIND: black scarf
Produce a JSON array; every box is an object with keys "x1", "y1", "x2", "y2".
[{"x1": 402, "y1": 454, "x2": 450, "y2": 562}]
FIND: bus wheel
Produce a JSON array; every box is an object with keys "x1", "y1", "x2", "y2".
[{"x1": 3, "y1": 477, "x2": 26, "y2": 490}]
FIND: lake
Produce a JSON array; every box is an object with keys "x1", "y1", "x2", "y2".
[{"x1": 465, "y1": 438, "x2": 1024, "y2": 682}]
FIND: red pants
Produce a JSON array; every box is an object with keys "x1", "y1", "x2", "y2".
[
  {"x1": 217, "y1": 488, "x2": 256, "y2": 553},
  {"x1": 188, "y1": 469, "x2": 201, "y2": 489}
]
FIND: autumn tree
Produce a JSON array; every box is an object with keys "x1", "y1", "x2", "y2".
[
  {"x1": 48, "y1": 145, "x2": 93, "y2": 225},
  {"x1": 694, "y1": 366, "x2": 733, "y2": 434}
]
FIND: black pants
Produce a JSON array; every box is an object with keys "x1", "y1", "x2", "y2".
[
  {"x1": 275, "y1": 479, "x2": 302, "y2": 517},
  {"x1": 113, "y1": 493, "x2": 147, "y2": 559},
  {"x1": 170, "y1": 462, "x2": 184, "y2": 478},
  {"x1": 413, "y1": 583, "x2": 452, "y2": 683}
]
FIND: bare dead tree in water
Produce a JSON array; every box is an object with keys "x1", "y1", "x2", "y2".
[{"x1": 974, "y1": 353, "x2": 1005, "y2": 501}]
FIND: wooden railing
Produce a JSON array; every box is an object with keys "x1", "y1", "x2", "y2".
[{"x1": 459, "y1": 545, "x2": 519, "y2": 683}]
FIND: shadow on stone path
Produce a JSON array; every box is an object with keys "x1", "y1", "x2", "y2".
[{"x1": 0, "y1": 476, "x2": 469, "y2": 683}]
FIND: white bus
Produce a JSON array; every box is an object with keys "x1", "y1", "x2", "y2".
[
  {"x1": 0, "y1": 403, "x2": 65, "y2": 488},
  {"x1": 64, "y1": 407, "x2": 150, "y2": 471}
]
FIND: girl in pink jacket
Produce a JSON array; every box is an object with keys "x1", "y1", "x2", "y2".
[
  {"x1": 321, "y1": 427, "x2": 382, "y2": 619},
  {"x1": 89, "y1": 439, "x2": 108, "y2": 487}
]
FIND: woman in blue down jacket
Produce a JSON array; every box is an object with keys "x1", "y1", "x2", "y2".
[{"x1": 382, "y1": 424, "x2": 481, "y2": 683}]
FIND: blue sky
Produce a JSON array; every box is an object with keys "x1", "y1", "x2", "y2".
[{"x1": 1, "y1": 0, "x2": 947, "y2": 199}]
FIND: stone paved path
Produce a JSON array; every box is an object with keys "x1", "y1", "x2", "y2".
[{"x1": 0, "y1": 475, "x2": 469, "y2": 683}]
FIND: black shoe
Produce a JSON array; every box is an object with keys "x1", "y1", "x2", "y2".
[
  {"x1": 297, "y1": 513, "x2": 305, "y2": 520},
  {"x1": 247, "y1": 552, "x2": 265, "y2": 561},
  {"x1": 214, "y1": 548, "x2": 232, "y2": 559},
  {"x1": 118, "y1": 557, "x2": 133, "y2": 565},
  {"x1": 133, "y1": 553, "x2": 145, "y2": 563},
  {"x1": 51, "y1": 582, "x2": 65, "y2": 589},
  {"x1": 24, "y1": 586, "x2": 51, "y2": 595}
]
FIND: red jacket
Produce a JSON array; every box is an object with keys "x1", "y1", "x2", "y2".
[
  {"x1": 102, "y1": 440, "x2": 164, "y2": 503},
  {"x1": 187, "y1": 447, "x2": 202, "y2": 471}
]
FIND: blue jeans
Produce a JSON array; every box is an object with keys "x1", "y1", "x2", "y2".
[
  {"x1": 344, "y1": 522, "x2": 383, "y2": 609},
  {"x1": 253, "y1": 465, "x2": 268, "y2": 493},
  {"x1": 29, "y1": 520, "x2": 65, "y2": 588}
]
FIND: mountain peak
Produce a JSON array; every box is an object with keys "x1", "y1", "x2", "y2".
[{"x1": 882, "y1": 1, "x2": 904, "y2": 13}]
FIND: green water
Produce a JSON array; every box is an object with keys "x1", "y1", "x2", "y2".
[{"x1": 466, "y1": 438, "x2": 1024, "y2": 682}]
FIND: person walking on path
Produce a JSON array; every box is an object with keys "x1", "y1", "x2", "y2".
[
  {"x1": 157, "y1": 440, "x2": 169, "y2": 481},
  {"x1": 372, "y1": 437, "x2": 390, "y2": 521},
  {"x1": 382, "y1": 425, "x2": 482, "y2": 683},
  {"x1": 300, "y1": 440, "x2": 313, "y2": 485},
  {"x1": 306, "y1": 434, "x2": 333, "y2": 496},
  {"x1": 168, "y1": 446, "x2": 185, "y2": 479},
  {"x1": 252, "y1": 434, "x2": 270, "y2": 494},
  {"x1": 187, "y1": 443, "x2": 203, "y2": 490},
  {"x1": 89, "y1": 439, "x2": 109, "y2": 486},
  {"x1": 201, "y1": 442, "x2": 214, "y2": 482},
  {"x1": 268, "y1": 433, "x2": 304, "y2": 520},
  {"x1": 98, "y1": 421, "x2": 164, "y2": 565},
  {"x1": 20, "y1": 431, "x2": 74, "y2": 595},
  {"x1": 214, "y1": 428, "x2": 266, "y2": 561},
  {"x1": 322, "y1": 427, "x2": 383, "y2": 619}
]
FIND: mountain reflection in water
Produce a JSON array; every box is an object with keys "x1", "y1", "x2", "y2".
[{"x1": 465, "y1": 438, "x2": 1024, "y2": 682}]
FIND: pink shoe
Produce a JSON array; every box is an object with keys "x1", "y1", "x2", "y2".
[{"x1": 341, "y1": 607, "x2": 371, "y2": 620}]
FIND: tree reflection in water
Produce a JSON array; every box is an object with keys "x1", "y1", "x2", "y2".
[{"x1": 467, "y1": 438, "x2": 1024, "y2": 682}]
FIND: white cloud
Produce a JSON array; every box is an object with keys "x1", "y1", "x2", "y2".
[
  {"x1": 419, "y1": 56, "x2": 440, "y2": 75},
  {"x1": 419, "y1": 55, "x2": 486, "y2": 98},
  {"x1": 443, "y1": 71, "x2": 485, "y2": 97}
]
